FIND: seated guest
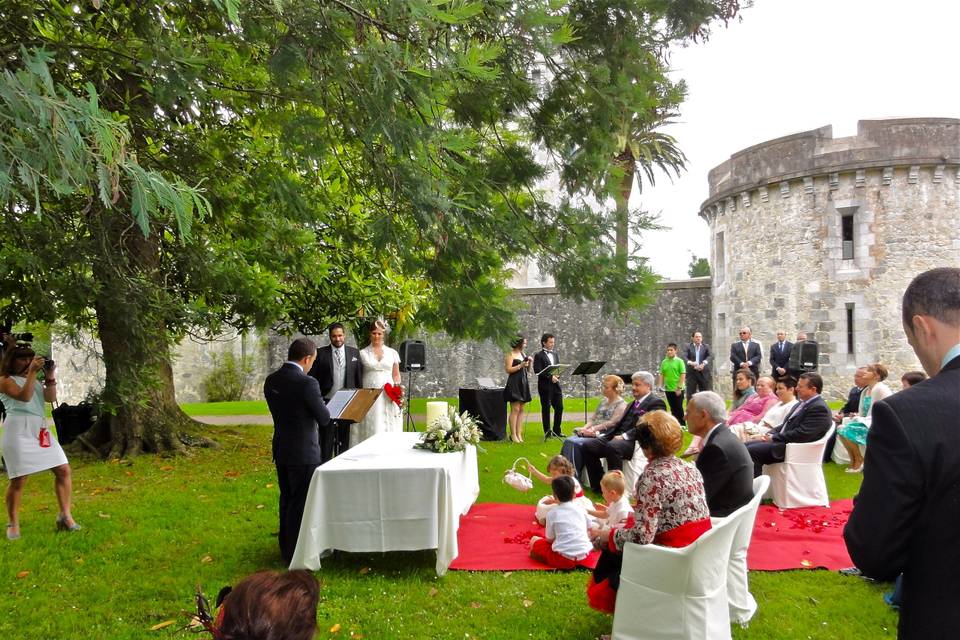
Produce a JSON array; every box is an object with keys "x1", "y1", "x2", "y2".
[
  {"x1": 561, "y1": 375, "x2": 628, "y2": 478},
  {"x1": 587, "y1": 470, "x2": 634, "y2": 527},
  {"x1": 213, "y1": 570, "x2": 320, "y2": 640},
  {"x1": 827, "y1": 367, "x2": 866, "y2": 463},
  {"x1": 529, "y1": 475, "x2": 594, "y2": 569},
  {"x1": 732, "y1": 376, "x2": 798, "y2": 442},
  {"x1": 836, "y1": 363, "x2": 893, "y2": 473},
  {"x1": 686, "y1": 391, "x2": 754, "y2": 517},
  {"x1": 730, "y1": 369, "x2": 757, "y2": 410},
  {"x1": 900, "y1": 370, "x2": 927, "y2": 389},
  {"x1": 580, "y1": 372, "x2": 666, "y2": 493},
  {"x1": 745, "y1": 372, "x2": 833, "y2": 477},
  {"x1": 728, "y1": 375, "x2": 778, "y2": 426},
  {"x1": 587, "y1": 411, "x2": 711, "y2": 614},
  {"x1": 683, "y1": 369, "x2": 763, "y2": 456}
]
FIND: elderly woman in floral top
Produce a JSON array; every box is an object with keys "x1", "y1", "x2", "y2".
[{"x1": 586, "y1": 410, "x2": 711, "y2": 614}]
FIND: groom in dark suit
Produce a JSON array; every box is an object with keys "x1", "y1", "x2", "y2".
[
  {"x1": 264, "y1": 337, "x2": 331, "y2": 564},
  {"x1": 686, "y1": 391, "x2": 753, "y2": 517},
  {"x1": 580, "y1": 371, "x2": 666, "y2": 492},
  {"x1": 308, "y1": 322, "x2": 363, "y2": 461},
  {"x1": 534, "y1": 333, "x2": 564, "y2": 439},
  {"x1": 744, "y1": 372, "x2": 832, "y2": 477},
  {"x1": 845, "y1": 267, "x2": 960, "y2": 639}
]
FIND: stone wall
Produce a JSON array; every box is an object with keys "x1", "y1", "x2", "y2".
[
  {"x1": 701, "y1": 118, "x2": 960, "y2": 400},
  {"x1": 55, "y1": 279, "x2": 712, "y2": 404}
]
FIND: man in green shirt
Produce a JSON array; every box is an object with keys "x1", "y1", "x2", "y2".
[{"x1": 658, "y1": 343, "x2": 687, "y2": 425}]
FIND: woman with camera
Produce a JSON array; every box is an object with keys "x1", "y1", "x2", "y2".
[{"x1": 0, "y1": 344, "x2": 79, "y2": 540}]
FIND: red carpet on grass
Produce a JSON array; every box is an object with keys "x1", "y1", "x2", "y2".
[
  {"x1": 449, "y1": 502, "x2": 600, "y2": 571},
  {"x1": 450, "y1": 500, "x2": 853, "y2": 572},
  {"x1": 748, "y1": 498, "x2": 853, "y2": 571}
]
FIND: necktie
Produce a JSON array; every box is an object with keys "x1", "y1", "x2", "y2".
[
  {"x1": 695, "y1": 345, "x2": 700, "y2": 365},
  {"x1": 335, "y1": 349, "x2": 343, "y2": 367},
  {"x1": 779, "y1": 342, "x2": 784, "y2": 353}
]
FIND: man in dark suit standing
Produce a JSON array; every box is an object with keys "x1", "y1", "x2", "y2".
[
  {"x1": 684, "y1": 331, "x2": 712, "y2": 397},
  {"x1": 730, "y1": 326, "x2": 762, "y2": 384},
  {"x1": 264, "y1": 337, "x2": 331, "y2": 564},
  {"x1": 308, "y1": 322, "x2": 363, "y2": 462},
  {"x1": 768, "y1": 330, "x2": 793, "y2": 381},
  {"x1": 845, "y1": 267, "x2": 960, "y2": 639},
  {"x1": 686, "y1": 391, "x2": 754, "y2": 517},
  {"x1": 534, "y1": 333, "x2": 564, "y2": 440},
  {"x1": 744, "y1": 372, "x2": 832, "y2": 477},
  {"x1": 580, "y1": 371, "x2": 666, "y2": 492}
]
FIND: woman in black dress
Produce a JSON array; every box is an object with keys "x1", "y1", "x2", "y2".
[{"x1": 503, "y1": 336, "x2": 532, "y2": 443}]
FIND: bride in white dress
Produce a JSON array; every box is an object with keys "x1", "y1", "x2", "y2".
[{"x1": 352, "y1": 318, "x2": 403, "y2": 447}]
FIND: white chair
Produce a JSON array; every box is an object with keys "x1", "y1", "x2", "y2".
[
  {"x1": 725, "y1": 475, "x2": 770, "y2": 626},
  {"x1": 621, "y1": 446, "x2": 648, "y2": 499},
  {"x1": 611, "y1": 513, "x2": 740, "y2": 640},
  {"x1": 762, "y1": 425, "x2": 835, "y2": 508}
]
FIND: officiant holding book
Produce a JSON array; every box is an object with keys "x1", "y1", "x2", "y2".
[
  {"x1": 308, "y1": 322, "x2": 363, "y2": 462},
  {"x1": 535, "y1": 333, "x2": 564, "y2": 440}
]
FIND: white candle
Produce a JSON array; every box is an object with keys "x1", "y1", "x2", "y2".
[{"x1": 426, "y1": 401, "x2": 448, "y2": 427}]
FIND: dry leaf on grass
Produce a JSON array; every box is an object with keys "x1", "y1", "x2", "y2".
[
  {"x1": 98, "y1": 512, "x2": 111, "y2": 519},
  {"x1": 255, "y1": 504, "x2": 264, "y2": 509},
  {"x1": 224, "y1": 471, "x2": 240, "y2": 478},
  {"x1": 16, "y1": 570, "x2": 30, "y2": 579},
  {"x1": 329, "y1": 623, "x2": 342, "y2": 633},
  {"x1": 502, "y1": 572, "x2": 513, "y2": 578},
  {"x1": 149, "y1": 620, "x2": 176, "y2": 631},
  {"x1": 358, "y1": 567, "x2": 370, "y2": 575},
  {"x1": 200, "y1": 555, "x2": 213, "y2": 564},
  {"x1": 265, "y1": 483, "x2": 274, "y2": 488},
  {"x1": 428, "y1": 587, "x2": 439, "y2": 597},
  {"x1": 469, "y1": 602, "x2": 482, "y2": 609},
  {"x1": 160, "y1": 466, "x2": 173, "y2": 472},
  {"x1": 522, "y1": 599, "x2": 533, "y2": 608}
]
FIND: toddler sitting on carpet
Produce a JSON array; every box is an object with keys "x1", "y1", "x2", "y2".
[
  {"x1": 587, "y1": 471, "x2": 633, "y2": 528},
  {"x1": 529, "y1": 475, "x2": 594, "y2": 569},
  {"x1": 528, "y1": 455, "x2": 594, "y2": 525}
]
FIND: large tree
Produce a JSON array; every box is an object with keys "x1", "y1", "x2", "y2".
[{"x1": 0, "y1": 0, "x2": 741, "y2": 457}]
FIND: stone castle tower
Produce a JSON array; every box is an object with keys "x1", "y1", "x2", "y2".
[{"x1": 700, "y1": 118, "x2": 960, "y2": 396}]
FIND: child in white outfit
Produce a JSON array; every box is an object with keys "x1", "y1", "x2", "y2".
[
  {"x1": 529, "y1": 475, "x2": 594, "y2": 569},
  {"x1": 529, "y1": 454, "x2": 593, "y2": 525},
  {"x1": 588, "y1": 470, "x2": 634, "y2": 528}
]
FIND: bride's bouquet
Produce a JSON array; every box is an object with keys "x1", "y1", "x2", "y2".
[{"x1": 415, "y1": 407, "x2": 482, "y2": 453}]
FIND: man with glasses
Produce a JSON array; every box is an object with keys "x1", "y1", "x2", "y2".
[{"x1": 730, "y1": 326, "x2": 762, "y2": 385}]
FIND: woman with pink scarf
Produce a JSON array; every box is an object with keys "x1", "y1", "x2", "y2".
[{"x1": 728, "y1": 376, "x2": 779, "y2": 426}]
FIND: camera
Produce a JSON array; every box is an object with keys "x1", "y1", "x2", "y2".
[{"x1": 43, "y1": 358, "x2": 55, "y2": 371}]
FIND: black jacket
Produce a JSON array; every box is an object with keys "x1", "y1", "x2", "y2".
[
  {"x1": 768, "y1": 395, "x2": 832, "y2": 458},
  {"x1": 696, "y1": 423, "x2": 754, "y2": 517},
  {"x1": 308, "y1": 344, "x2": 363, "y2": 400},
  {"x1": 264, "y1": 363, "x2": 330, "y2": 466},
  {"x1": 601, "y1": 393, "x2": 667, "y2": 440}
]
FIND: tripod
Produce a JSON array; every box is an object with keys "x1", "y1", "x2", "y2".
[{"x1": 403, "y1": 366, "x2": 419, "y2": 432}]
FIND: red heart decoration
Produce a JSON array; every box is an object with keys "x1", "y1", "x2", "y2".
[{"x1": 383, "y1": 383, "x2": 403, "y2": 408}]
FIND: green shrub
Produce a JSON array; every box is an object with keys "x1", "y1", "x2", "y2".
[{"x1": 202, "y1": 351, "x2": 255, "y2": 402}]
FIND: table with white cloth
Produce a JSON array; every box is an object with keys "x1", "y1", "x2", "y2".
[{"x1": 289, "y1": 432, "x2": 480, "y2": 576}]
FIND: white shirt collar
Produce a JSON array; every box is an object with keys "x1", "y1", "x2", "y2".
[
  {"x1": 284, "y1": 360, "x2": 304, "y2": 372},
  {"x1": 703, "y1": 422, "x2": 724, "y2": 445}
]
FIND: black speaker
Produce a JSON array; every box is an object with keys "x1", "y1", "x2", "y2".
[
  {"x1": 399, "y1": 340, "x2": 426, "y2": 372},
  {"x1": 787, "y1": 340, "x2": 819, "y2": 373}
]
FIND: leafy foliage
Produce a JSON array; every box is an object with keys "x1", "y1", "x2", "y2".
[
  {"x1": 201, "y1": 352, "x2": 256, "y2": 403},
  {"x1": 689, "y1": 254, "x2": 711, "y2": 277},
  {"x1": 0, "y1": 0, "x2": 742, "y2": 451}
]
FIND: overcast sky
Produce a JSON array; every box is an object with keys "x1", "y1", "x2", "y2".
[{"x1": 639, "y1": 0, "x2": 960, "y2": 279}]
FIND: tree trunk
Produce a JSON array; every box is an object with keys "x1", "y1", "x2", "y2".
[
  {"x1": 83, "y1": 207, "x2": 195, "y2": 458},
  {"x1": 615, "y1": 160, "x2": 635, "y2": 260}
]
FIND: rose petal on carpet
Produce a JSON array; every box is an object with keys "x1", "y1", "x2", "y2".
[
  {"x1": 450, "y1": 499, "x2": 854, "y2": 572},
  {"x1": 748, "y1": 498, "x2": 853, "y2": 571},
  {"x1": 449, "y1": 502, "x2": 600, "y2": 571}
]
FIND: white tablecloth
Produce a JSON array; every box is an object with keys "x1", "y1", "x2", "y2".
[{"x1": 289, "y1": 432, "x2": 480, "y2": 575}]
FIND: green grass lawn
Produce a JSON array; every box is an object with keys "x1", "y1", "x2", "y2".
[{"x1": 0, "y1": 421, "x2": 896, "y2": 639}]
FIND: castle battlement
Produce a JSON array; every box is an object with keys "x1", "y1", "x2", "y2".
[{"x1": 700, "y1": 118, "x2": 960, "y2": 216}]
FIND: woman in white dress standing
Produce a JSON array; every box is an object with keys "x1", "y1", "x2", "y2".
[
  {"x1": 1, "y1": 344, "x2": 80, "y2": 540},
  {"x1": 352, "y1": 318, "x2": 403, "y2": 447}
]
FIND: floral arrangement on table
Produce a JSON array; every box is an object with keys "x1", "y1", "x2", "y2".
[{"x1": 414, "y1": 407, "x2": 482, "y2": 453}]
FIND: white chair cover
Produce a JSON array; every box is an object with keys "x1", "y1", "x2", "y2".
[
  {"x1": 622, "y1": 446, "x2": 648, "y2": 500},
  {"x1": 763, "y1": 425, "x2": 835, "y2": 508},
  {"x1": 611, "y1": 513, "x2": 740, "y2": 640},
  {"x1": 725, "y1": 475, "x2": 770, "y2": 626}
]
